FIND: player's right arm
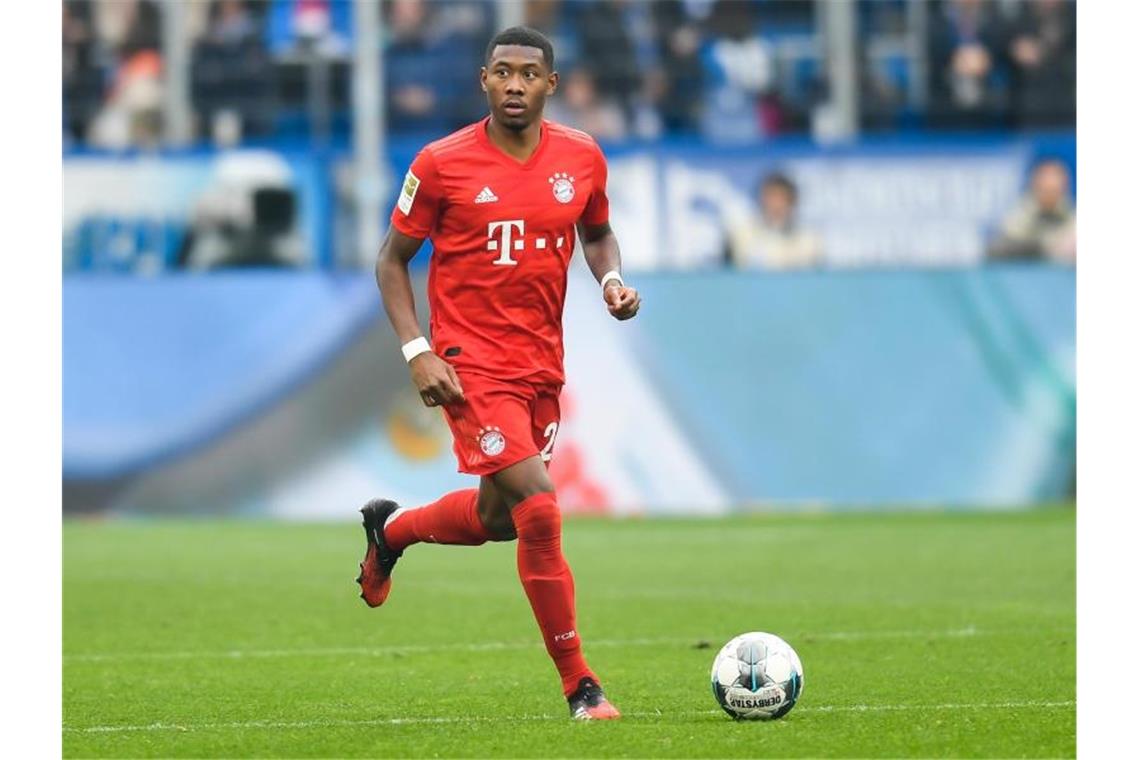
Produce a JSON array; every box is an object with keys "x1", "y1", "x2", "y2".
[
  {"x1": 376, "y1": 228, "x2": 465, "y2": 407},
  {"x1": 376, "y1": 151, "x2": 465, "y2": 408}
]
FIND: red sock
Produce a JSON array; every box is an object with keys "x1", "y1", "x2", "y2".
[
  {"x1": 512, "y1": 492, "x2": 596, "y2": 696},
  {"x1": 383, "y1": 489, "x2": 490, "y2": 552}
]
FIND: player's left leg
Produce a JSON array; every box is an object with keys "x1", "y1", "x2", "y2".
[
  {"x1": 381, "y1": 464, "x2": 519, "y2": 552},
  {"x1": 357, "y1": 377, "x2": 530, "y2": 607},
  {"x1": 491, "y1": 456, "x2": 620, "y2": 720},
  {"x1": 356, "y1": 483, "x2": 515, "y2": 607},
  {"x1": 383, "y1": 478, "x2": 517, "y2": 552}
]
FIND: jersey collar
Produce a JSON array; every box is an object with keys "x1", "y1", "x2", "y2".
[{"x1": 476, "y1": 115, "x2": 550, "y2": 170}]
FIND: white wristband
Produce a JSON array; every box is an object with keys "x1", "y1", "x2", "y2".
[
  {"x1": 600, "y1": 270, "x2": 624, "y2": 291},
  {"x1": 401, "y1": 337, "x2": 432, "y2": 363}
]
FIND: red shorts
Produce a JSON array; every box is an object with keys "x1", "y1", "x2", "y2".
[{"x1": 442, "y1": 374, "x2": 562, "y2": 475}]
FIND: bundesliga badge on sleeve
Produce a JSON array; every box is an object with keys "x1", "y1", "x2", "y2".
[{"x1": 398, "y1": 170, "x2": 421, "y2": 215}]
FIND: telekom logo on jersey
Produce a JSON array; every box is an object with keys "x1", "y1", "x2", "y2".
[{"x1": 486, "y1": 220, "x2": 564, "y2": 266}]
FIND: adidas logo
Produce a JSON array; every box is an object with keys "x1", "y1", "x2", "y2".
[{"x1": 474, "y1": 186, "x2": 499, "y2": 204}]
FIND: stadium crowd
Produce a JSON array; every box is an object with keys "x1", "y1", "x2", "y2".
[
  {"x1": 62, "y1": 0, "x2": 1076, "y2": 272},
  {"x1": 64, "y1": 0, "x2": 1076, "y2": 148}
]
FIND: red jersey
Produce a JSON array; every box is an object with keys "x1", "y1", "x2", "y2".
[{"x1": 389, "y1": 116, "x2": 610, "y2": 386}]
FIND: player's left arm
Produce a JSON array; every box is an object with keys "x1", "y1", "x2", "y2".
[
  {"x1": 578, "y1": 221, "x2": 640, "y2": 321},
  {"x1": 578, "y1": 143, "x2": 640, "y2": 320}
]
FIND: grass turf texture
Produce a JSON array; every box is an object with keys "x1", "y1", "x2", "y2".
[{"x1": 64, "y1": 509, "x2": 1075, "y2": 758}]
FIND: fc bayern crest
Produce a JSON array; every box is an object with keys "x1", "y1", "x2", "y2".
[
  {"x1": 549, "y1": 172, "x2": 575, "y2": 204},
  {"x1": 478, "y1": 426, "x2": 506, "y2": 456}
]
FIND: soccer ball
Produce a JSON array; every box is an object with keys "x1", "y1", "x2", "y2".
[{"x1": 710, "y1": 632, "x2": 804, "y2": 720}]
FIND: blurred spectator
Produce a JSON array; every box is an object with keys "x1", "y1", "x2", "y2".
[
  {"x1": 269, "y1": 0, "x2": 353, "y2": 56},
  {"x1": 1007, "y1": 0, "x2": 1075, "y2": 128},
  {"x1": 987, "y1": 159, "x2": 1075, "y2": 264},
  {"x1": 384, "y1": 0, "x2": 476, "y2": 135},
  {"x1": 192, "y1": 1, "x2": 274, "y2": 145},
  {"x1": 612, "y1": 0, "x2": 667, "y2": 137},
  {"x1": 700, "y1": 0, "x2": 777, "y2": 143},
  {"x1": 267, "y1": 0, "x2": 356, "y2": 143},
  {"x1": 651, "y1": 0, "x2": 706, "y2": 134},
  {"x1": 574, "y1": 0, "x2": 642, "y2": 134},
  {"x1": 546, "y1": 69, "x2": 627, "y2": 140},
  {"x1": 87, "y1": 0, "x2": 165, "y2": 150},
  {"x1": 926, "y1": 0, "x2": 1011, "y2": 128},
  {"x1": 431, "y1": 0, "x2": 495, "y2": 126},
  {"x1": 524, "y1": 0, "x2": 582, "y2": 67},
  {"x1": 63, "y1": 1, "x2": 104, "y2": 143},
  {"x1": 524, "y1": 0, "x2": 563, "y2": 31},
  {"x1": 727, "y1": 172, "x2": 823, "y2": 270},
  {"x1": 755, "y1": 0, "x2": 815, "y2": 29}
]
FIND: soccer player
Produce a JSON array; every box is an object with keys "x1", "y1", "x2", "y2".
[{"x1": 355, "y1": 26, "x2": 640, "y2": 721}]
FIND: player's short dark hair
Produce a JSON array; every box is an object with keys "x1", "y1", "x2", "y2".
[{"x1": 485, "y1": 26, "x2": 555, "y2": 70}]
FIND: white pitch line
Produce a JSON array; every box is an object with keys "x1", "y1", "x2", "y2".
[
  {"x1": 67, "y1": 714, "x2": 560, "y2": 734},
  {"x1": 63, "y1": 637, "x2": 693, "y2": 663},
  {"x1": 64, "y1": 628, "x2": 1002, "y2": 663},
  {"x1": 799, "y1": 700, "x2": 1075, "y2": 714},
  {"x1": 64, "y1": 701, "x2": 1076, "y2": 735},
  {"x1": 802, "y1": 626, "x2": 982, "y2": 640}
]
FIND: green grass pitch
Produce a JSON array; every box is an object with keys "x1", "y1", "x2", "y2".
[{"x1": 64, "y1": 508, "x2": 1075, "y2": 758}]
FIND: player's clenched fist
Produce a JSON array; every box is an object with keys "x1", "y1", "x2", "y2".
[
  {"x1": 604, "y1": 284, "x2": 641, "y2": 321},
  {"x1": 409, "y1": 352, "x2": 466, "y2": 407}
]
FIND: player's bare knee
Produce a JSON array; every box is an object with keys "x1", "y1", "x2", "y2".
[
  {"x1": 477, "y1": 500, "x2": 516, "y2": 541},
  {"x1": 493, "y1": 458, "x2": 555, "y2": 508},
  {"x1": 501, "y1": 481, "x2": 555, "y2": 509},
  {"x1": 474, "y1": 481, "x2": 514, "y2": 540},
  {"x1": 487, "y1": 515, "x2": 518, "y2": 542}
]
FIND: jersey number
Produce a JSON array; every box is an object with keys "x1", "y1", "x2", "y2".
[{"x1": 540, "y1": 422, "x2": 559, "y2": 462}]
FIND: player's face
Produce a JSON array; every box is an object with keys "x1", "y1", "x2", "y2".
[{"x1": 481, "y1": 45, "x2": 558, "y2": 131}]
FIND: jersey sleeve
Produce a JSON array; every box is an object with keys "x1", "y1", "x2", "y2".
[
  {"x1": 390, "y1": 149, "x2": 443, "y2": 239},
  {"x1": 579, "y1": 143, "x2": 610, "y2": 227}
]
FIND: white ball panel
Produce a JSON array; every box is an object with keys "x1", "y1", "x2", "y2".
[
  {"x1": 715, "y1": 655, "x2": 741, "y2": 686},
  {"x1": 765, "y1": 651, "x2": 793, "y2": 683}
]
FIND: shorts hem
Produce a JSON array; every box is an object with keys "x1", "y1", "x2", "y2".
[{"x1": 457, "y1": 448, "x2": 542, "y2": 477}]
